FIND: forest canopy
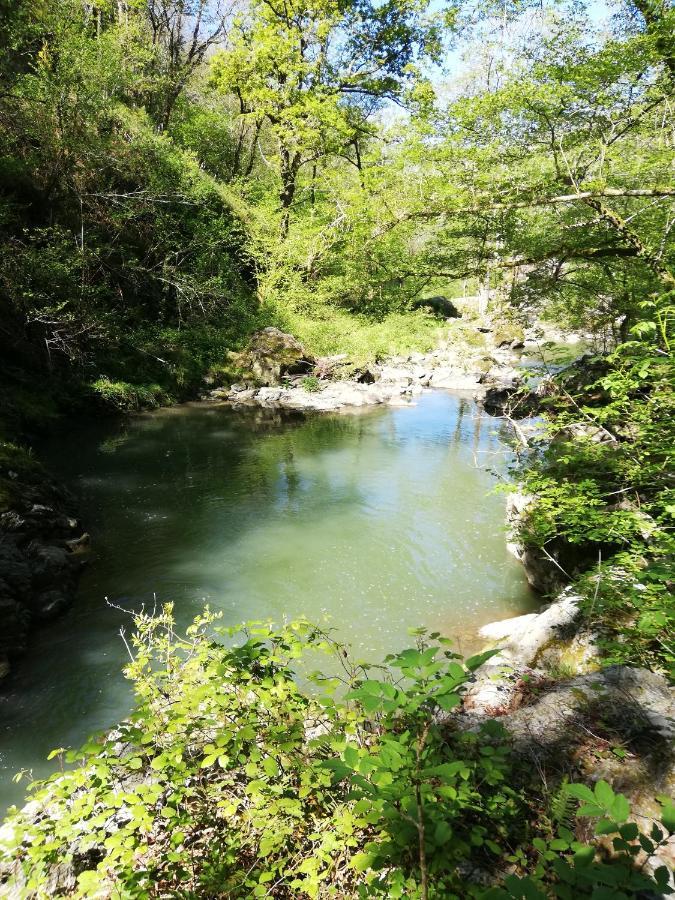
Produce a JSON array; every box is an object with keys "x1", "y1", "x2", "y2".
[{"x1": 0, "y1": 0, "x2": 672, "y2": 426}]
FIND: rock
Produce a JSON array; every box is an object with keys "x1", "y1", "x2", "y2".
[
  {"x1": 33, "y1": 589, "x2": 69, "y2": 621},
  {"x1": 64, "y1": 533, "x2": 90, "y2": 553},
  {"x1": 493, "y1": 325, "x2": 526, "y2": 348},
  {"x1": 412, "y1": 296, "x2": 460, "y2": 318},
  {"x1": 0, "y1": 466, "x2": 87, "y2": 680},
  {"x1": 218, "y1": 377, "x2": 422, "y2": 412},
  {"x1": 552, "y1": 422, "x2": 617, "y2": 445},
  {"x1": 429, "y1": 368, "x2": 481, "y2": 390},
  {"x1": 536, "y1": 629, "x2": 601, "y2": 674},
  {"x1": 478, "y1": 369, "x2": 539, "y2": 419},
  {"x1": 462, "y1": 662, "x2": 675, "y2": 871},
  {"x1": 478, "y1": 589, "x2": 581, "y2": 666},
  {"x1": 464, "y1": 589, "x2": 583, "y2": 714},
  {"x1": 377, "y1": 365, "x2": 413, "y2": 385},
  {"x1": 231, "y1": 328, "x2": 316, "y2": 386},
  {"x1": 505, "y1": 490, "x2": 568, "y2": 593},
  {"x1": 0, "y1": 542, "x2": 32, "y2": 603},
  {"x1": 26, "y1": 543, "x2": 72, "y2": 591},
  {"x1": 481, "y1": 383, "x2": 518, "y2": 417},
  {"x1": 314, "y1": 355, "x2": 349, "y2": 379},
  {"x1": 354, "y1": 368, "x2": 377, "y2": 385}
]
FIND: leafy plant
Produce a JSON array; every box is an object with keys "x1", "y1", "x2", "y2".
[{"x1": 1, "y1": 611, "x2": 672, "y2": 899}]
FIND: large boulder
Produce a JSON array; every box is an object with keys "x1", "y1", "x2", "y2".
[
  {"x1": 493, "y1": 324, "x2": 526, "y2": 349},
  {"x1": 232, "y1": 328, "x2": 315, "y2": 386},
  {"x1": 412, "y1": 296, "x2": 460, "y2": 319}
]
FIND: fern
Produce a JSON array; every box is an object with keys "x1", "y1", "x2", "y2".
[{"x1": 549, "y1": 779, "x2": 576, "y2": 830}]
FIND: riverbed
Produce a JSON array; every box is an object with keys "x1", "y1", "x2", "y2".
[{"x1": 0, "y1": 390, "x2": 536, "y2": 813}]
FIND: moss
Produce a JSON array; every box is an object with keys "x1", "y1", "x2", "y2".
[
  {"x1": 493, "y1": 324, "x2": 526, "y2": 347},
  {"x1": 535, "y1": 635, "x2": 602, "y2": 677}
]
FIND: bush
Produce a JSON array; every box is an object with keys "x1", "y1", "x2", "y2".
[
  {"x1": 1, "y1": 610, "x2": 673, "y2": 898},
  {"x1": 514, "y1": 343, "x2": 675, "y2": 680}
]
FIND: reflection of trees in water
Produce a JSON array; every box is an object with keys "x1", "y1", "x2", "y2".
[
  {"x1": 54, "y1": 398, "x2": 519, "y2": 591},
  {"x1": 453, "y1": 397, "x2": 467, "y2": 446}
]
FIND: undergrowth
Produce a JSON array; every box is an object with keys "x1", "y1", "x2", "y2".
[
  {"x1": 514, "y1": 333, "x2": 674, "y2": 681},
  {"x1": 0, "y1": 609, "x2": 673, "y2": 898}
]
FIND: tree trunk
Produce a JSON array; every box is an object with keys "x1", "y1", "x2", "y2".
[{"x1": 279, "y1": 145, "x2": 300, "y2": 238}]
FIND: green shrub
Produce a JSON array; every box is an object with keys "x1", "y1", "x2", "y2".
[
  {"x1": 514, "y1": 343, "x2": 675, "y2": 680},
  {"x1": 301, "y1": 375, "x2": 321, "y2": 392},
  {"x1": 90, "y1": 377, "x2": 169, "y2": 411},
  {"x1": 1, "y1": 610, "x2": 672, "y2": 898}
]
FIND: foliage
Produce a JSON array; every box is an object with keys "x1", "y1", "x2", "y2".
[
  {"x1": 512, "y1": 335, "x2": 674, "y2": 680},
  {"x1": 1, "y1": 610, "x2": 674, "y2": 898},
  {"x1": 301, "y1": 375, "x2": 321, "y2": 392},
  {"x1": 486, "y1": 779, "x2": 675, "y2": 900}
]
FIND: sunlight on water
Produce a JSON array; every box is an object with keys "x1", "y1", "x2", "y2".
[{"x1": 0, "y1": 391, "x2": 536, "y2": 813}]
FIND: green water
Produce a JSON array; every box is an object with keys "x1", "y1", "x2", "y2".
[{"x1": 0, "y1": 391, "x2": 536, "y2": 813}]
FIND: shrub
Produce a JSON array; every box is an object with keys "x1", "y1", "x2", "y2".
[{"x1": 1, "y1": 610, "x2": 672, "y2": 898}]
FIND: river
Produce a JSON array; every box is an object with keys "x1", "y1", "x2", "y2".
[{"x1": 0, "y1": 390, "x2": 536, "y2": 813}]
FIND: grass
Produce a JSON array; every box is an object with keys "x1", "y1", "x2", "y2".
[{"x1": 274, "y1": 305, "x2": 445, "y2": 366}]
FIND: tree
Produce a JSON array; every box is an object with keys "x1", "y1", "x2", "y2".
[
  {"x1": 211, "y1": 0, "x2": 443, "y2": 236},
  {"x1": 361, "y1": 0, "x2": 674, "y2": 338},
  {"x1": 144, "y1": 0, "x2": 233, "y2": 130}
]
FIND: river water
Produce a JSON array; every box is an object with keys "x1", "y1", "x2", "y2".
[{"x1": 0, "y1": 391, "x2": 536, "y2": 814}]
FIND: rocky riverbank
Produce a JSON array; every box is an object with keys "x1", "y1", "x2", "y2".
[
  {"x1": 0, "y1": 446, "x2": 88, "y2": 682},
  {"x1": 457, "y1": 590, "x2": 675, "y2": 883},
  {"x1": 206, "y1": 325, "x2": 527, "y2": 412}
]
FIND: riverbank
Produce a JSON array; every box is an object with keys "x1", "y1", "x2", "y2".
[
  {"x1": 206, "y1": 319, "x2": 527, "y2": 412},
  {"x1": 0, "y1": 444, "x2": 89, "y2": 682},
  {"x1": 0, "y1": 312, "x2": 529, "y2": 683}
]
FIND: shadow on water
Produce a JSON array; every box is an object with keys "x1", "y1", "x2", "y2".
[{"x1": 0, "y1": 392, "x2": 537, "y2": 812}]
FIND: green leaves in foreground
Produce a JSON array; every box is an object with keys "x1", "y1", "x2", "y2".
[
  {"x1": 0, "y1": 610, "x2": 672, "y2": 898},
  {"x1": 487, "y1": 782, "x2": 674, "y2": 900}
]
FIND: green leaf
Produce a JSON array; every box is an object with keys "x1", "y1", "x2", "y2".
[
  {"x1": 433, "y1": 820, "x2": 453, "y2": 846},
  {"x1": 610, "y1": 794, "x2": 630, "y2": 823},
  {"x1": 594, "y1": 780, "x2": 615, "y2": 808},
  {"x1": 262, "y1": 756, "x2": 279, "y2": 777},
  {"x1": 595, "y1": 818, "x2": 619, "y2": 835},
  {"x1": 661, "y1": 802, "x2": 675, "y2": 833},
  {"x1": 573, "y1": 846, "x2": 595, "y2": 867},
  {"x1": 465, "y1": 649, "x2": 500, "y2": 671},
  {"x1": 343, "y1": 745, "x2": 359, "y2": 769},
  {"x1": 566, "y1": 783, "x2": 596, "y2": 804}
]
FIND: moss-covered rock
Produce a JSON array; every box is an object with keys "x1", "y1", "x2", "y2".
[
  {"x1": 493, "y1": 324, "x2": 526, "y2": 349},
  {"x1": 228, "y1": 328, "x2": 316, "y2": 386}
]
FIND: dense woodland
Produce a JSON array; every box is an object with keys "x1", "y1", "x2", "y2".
[{"x1": 0, "y1": 0, "x2": 674, "y2": 896}]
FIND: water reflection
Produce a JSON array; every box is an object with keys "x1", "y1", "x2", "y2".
[{"x1": 0, "y1": 391, "x2": 535, "y2": 813}]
